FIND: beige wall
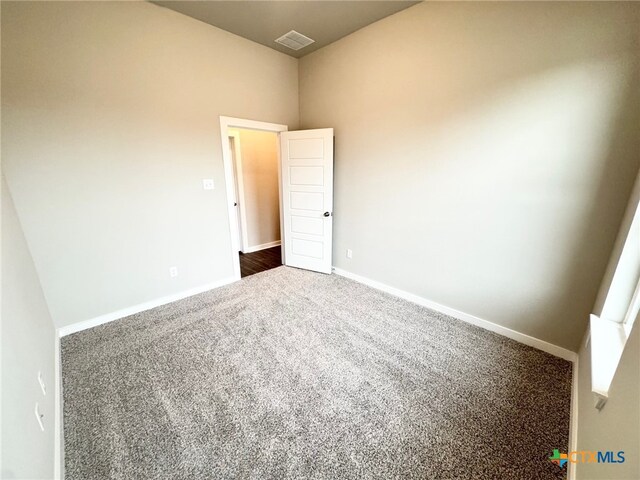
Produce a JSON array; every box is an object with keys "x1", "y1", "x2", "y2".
[
  {"x1": 575, "y1": 316, "x2": 640, "y2": 479},
  {"x1": 1, "y1": 178, "x2": 57, "y2": 479},
  {"x1": 299, "y1": 1, "x2": 640, "y2": 351},
  {"x1": 235, "y1": 129, "x2": 280, "y2": 249},
  {"x1": 1, "y1": 1, "x2": 298, "y2": 328},
  {"x1": 592, "y1": 172, "x2": 640, "y2": 322}
]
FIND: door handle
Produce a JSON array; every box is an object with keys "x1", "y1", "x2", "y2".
[{"x1": 323, "y1": 212, "x2": 331, "y2": 217}]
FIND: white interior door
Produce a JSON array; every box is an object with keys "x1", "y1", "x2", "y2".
[
  {"x1": 280, "y1": 128, "x2": 334, "y2": 274},
  {"x1": 228, "y1": 136, "x2": 244, "y2": 252}
]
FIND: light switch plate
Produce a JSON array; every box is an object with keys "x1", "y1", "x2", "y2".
[{"x1": 203, "y1": 179, "x2": 215, "y2": 190}]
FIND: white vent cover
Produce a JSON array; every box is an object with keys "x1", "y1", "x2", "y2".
[{"x1": 275, "y1": 30, "x2": 315, "y2": 51}]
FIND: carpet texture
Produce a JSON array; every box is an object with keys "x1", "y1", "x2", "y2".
[{"x1": 62, "y1": 266, "x2": 572, "y2": 479}]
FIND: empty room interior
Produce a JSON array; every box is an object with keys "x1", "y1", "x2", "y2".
[{"x1": 2, "y1": 1, "x2": 640, "y2": 479}]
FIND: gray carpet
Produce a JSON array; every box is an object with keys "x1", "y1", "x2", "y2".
[{"x1": 62, "y1": 266, "x2": 571, "y2": 479}]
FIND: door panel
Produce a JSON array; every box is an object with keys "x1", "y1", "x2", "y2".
[
  {"x1": 289, "y1": 166, "x2": 324, "y2": 186},
  {"x1": 290, "y1": 191, "x2": 323, "y2": 211},
  {"x1": 291, "y1": 216, "x2": 324, "y2": 236},
  {"x1": 280, "y1": 129, "x2": 333, "y2": 274}
]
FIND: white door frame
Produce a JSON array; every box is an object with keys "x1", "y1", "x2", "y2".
[
  {"x1": 219, "y1": 116, "x2": 288, "y2": 280},
  {"x1": 227, "y1": 131, "x2": 249, "y2": 253}
]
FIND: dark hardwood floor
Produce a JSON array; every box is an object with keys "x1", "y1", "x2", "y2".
[{"x1": 240, "y1": 246, "x2": 282, "y2": 278}]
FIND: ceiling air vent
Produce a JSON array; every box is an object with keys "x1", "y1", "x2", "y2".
[{"x1": 275, "y1": 30, "x2": 315, "y2": 51}]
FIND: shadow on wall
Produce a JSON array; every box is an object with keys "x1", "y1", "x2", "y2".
[
  {"x1": 554, "y1": 57, "x2": 640, "y2": 344},
  {"x1": 370, "y1": 56, "x2": 639, "y2": 351},
  {"x1": 302, "y1": 2, "x2": 640, "y2": 351}
]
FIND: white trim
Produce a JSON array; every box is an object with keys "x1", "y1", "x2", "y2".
[
  {"x1": 58, "y1": 277, "x2": 237, "y2": 337},
  {"x1": 54, "y1": 334, "x2": 63, "y2": 479},
  {"x1": 227, "y1": 130, "x2": 250, "y2": 253},
  {"x1": 220, "y1": 116, "x2": 288, "y2": 134},
  {"x1": 276, "y1": 129, "x2": 286, "y2": 266},
  {"x1": 243, "y1": 240, "x2": 282, "y2": 254},
  {"x1": 219, "y1": 116, "x2": 288, "y2": 281},
  {"x1": 589, "y1": 314, "x2": 626, "y2": 407},
  {"x1": 623, "y1": 276, "x2": 640, "y2": 337},
  {"x1": 332, "y1": 267, "x2": 577, "y2": 362},
  {"x1": 567, "y1": 355, "x2": 579, "y2": 480}
]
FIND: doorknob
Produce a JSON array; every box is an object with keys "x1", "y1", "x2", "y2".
[{"x1": 323, "y1": 211, "x2": 331, "y2": 217}]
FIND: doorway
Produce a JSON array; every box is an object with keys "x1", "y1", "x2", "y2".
[
  {"x1": 228, "y1": 128, "x2": 281, "y2": 277},
  {"x1": 220, "y1": 116, "x2": 334, "y2": 281},
  {"x1": 220, "y1": 117, "x2": 288, "y2": 280}
]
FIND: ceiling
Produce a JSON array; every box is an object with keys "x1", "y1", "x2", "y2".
[{"x1": 151, "y1": 1, "x2": 420, "y2": 58}]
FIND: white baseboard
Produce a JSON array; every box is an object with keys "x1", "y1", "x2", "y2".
[
  {"x1": 243, "y1": 240, "x2": 281, "y2": 254},
  {"x1": 53, "y1": 334, "x2": 63, "y2": 479},
  {"x1": 57, "y1": 277, "x2": 238, "y2": 337},
  {"x1": 568, "y1": 356, "x2": 580, "y2": 480},
  {"x1": 332, "y1": 267, "x2": 578, "y2": 362}
]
